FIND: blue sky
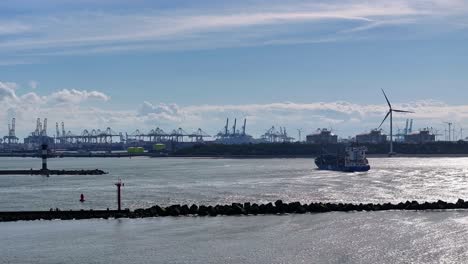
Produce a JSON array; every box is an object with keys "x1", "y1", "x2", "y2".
[{"x1": 1, "y1": 0, "x2": 468, "y2": 139}]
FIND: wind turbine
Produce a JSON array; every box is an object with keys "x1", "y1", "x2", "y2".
[{"x1": 378, "y1": 89, "x2": 414, "y2": 155}]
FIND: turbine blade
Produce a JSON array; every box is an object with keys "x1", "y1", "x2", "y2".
[
  {"x1": 393, "y1": 109, "x2": 414, "y2": 113},
  {"x1": 378, "y1": 111, "x2": 391, "y2": 129},
  {"x1": 381, "y1": 89, "x2": 392, "y2": 109}
]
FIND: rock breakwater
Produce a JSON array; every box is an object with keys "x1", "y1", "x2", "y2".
[{"x1": 1, "y1": 199, "x2": 467, "y2": 222}]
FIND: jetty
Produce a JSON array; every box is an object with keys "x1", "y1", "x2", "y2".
[
  {"x1": 0, "y1": 144, "x2": 107, "y2": 176},
  {"x1": 0, "y1": 169, "x2": 107, "y2": 175},
  {"x1": 1, "y1": 199, "x2": 468, "y2": 222}
]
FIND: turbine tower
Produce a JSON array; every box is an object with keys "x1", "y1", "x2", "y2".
[{"x1": 378, "y1": 89, "x2": 414, "y2": 155}]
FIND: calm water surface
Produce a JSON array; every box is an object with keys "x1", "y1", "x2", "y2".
[
  {"x1": 2, "y1": 212, "x2": 468, "y2": 264},
  {"x1": 1, "y1": 157, "x2": 468, "y2": 263}
]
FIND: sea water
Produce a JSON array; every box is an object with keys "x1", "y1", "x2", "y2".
[{"x1": 1, "y1": 157, "x2": 468, "y2": 263}]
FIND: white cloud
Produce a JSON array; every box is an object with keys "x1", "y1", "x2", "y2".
[
  {"x1": 0, "y1": 22, "x2": 31, "y2": 35},
  {"x1": 0, "y1": 81, "x2": 112, "y2": 137},
  {"x1": 2, "y1": 80, "x2": 468, "y2": 139},
  {"x1": 138, "y1": 101, "x2": 180, "y2": 116},
  {"x1": 28, "y1": 80, "x2": 38, "y2": 89},
  {"x1": 48, "y1": 89, "x2": 110, "y2": 104},
  {"x1": 20, "y1": 92, "x2": 45, "y2": 105},
  {"x1": 129, "y1": 100, "x2": 468, "y2": 139},
  {"x1": 138, "y1": 101, "x2": 184, "y2": 123},
  {"x1": 0, "y1": 81, "x2": 19, "y2": 100}
]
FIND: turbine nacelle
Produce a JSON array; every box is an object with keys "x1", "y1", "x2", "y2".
[
  {"x1": 378, "y1": 109, "x2": 414, "y2": 129},
  {"x1": 378, "y1": 89, "x2": 414, "y2": 129}
]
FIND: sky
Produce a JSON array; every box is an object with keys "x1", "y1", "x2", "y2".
[{"x1": 1, "y1": 0, "x2": 468, "y2": 140}]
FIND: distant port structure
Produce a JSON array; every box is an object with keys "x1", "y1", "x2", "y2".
[
  {"x1": 0, "y1": 116, "x2": 296, "y2": 152},
  {"x1": 2, "y1": 118, "x2": 18, "y2": 144},
  {"x1": 260, "y1": 126, "x2": 294, "y2": 143},
  {"x1": 0, "y1": 101, "x2": 460, "y2": 156},
  {"x1": 0, "y1": 115, "x2": 454, "y2": 152},
  {"x1": 215, "y1": 118, "x2": 258, "y2": 144}
]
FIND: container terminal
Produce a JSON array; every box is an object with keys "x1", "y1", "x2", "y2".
[{"x1": 0, "y1": 116, "x2": 466, "y2": 157}]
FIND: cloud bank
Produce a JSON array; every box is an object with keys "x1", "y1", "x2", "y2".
[{"x1": 1, "y1": 80, "x2": 467, "y2": 140}]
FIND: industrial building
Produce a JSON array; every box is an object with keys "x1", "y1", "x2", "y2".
[
  {"x1": 306, "y1": 129, "x2": 338, "y2": 144},
  {"x1": 404, "y1": 129, "x2": 436, "y2": 144},
  {"x1": 355, "y1": 129, "x2": 387, "y2": 144}
]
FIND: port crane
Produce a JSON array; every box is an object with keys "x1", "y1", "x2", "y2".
[{"x1": 444, "y1": 122, "x2": 453, "y2": 141}]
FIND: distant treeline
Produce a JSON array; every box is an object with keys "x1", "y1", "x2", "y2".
[{"x1": 174, "y1": 141, "x2": 468, "y2": 156}]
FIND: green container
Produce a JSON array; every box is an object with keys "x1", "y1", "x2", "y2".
[
  {"x1": 153, "y1": 144, "x2": 166, "y2": 151},
  {"x1": 127, "y1": 147, "x2": 144, "y2": 153}
]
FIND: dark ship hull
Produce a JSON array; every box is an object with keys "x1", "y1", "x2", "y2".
[{"x1": 315, "y1": 153, "x2": 370, "y2": 172}]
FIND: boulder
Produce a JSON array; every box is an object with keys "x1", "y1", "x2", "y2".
[
  {"x1": 180, "y1": 205, "x2": 190, "y2": 215},
  {"x1": 258, "y1": 204, "x2": 266, "y2": 214},
  {"x1": 198, "y1": 205, "x2": 208, "y2": 216},
  {"x1": 250, "y1": 204, "x2": 259, "y2": 215},
  {"x1": 243, "y1": 202, "x2": 251, "y2": 213},
  {"x1": 265, "y1": 203, "x2": 276, "y2": 214},
  {"x1": 168, "y1": 207, "x2": 180, "y2": 216},
  {"x1": 274, "y1": 200, "x2": 283, "y2": 208},
  {"x1": 231, "y1": 203, "x2": 245, "y2": 215},
  {"x1": 297, "y1": 205, "x2": 307, "y2": 214},
  {"x1": 189, "y1": 204, "x2": 198, "y2": 214},
  {"x1": 149, "y1": 205, "x2": 162, "y2": 216}
]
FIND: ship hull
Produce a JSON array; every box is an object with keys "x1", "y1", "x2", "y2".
[{"x1": 316, "y1": 164, "x2": 370, "y2": 172}]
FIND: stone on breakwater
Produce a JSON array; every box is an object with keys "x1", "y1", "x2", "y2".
[
  {"x1": 244, "y1": 202, "x2": 251, "y2": 213},
  {"x1": 198, "y1": 205, "x2": 208, "y2": 216},
  {"x1": 180, "y1": 205, "x2": 190, "y2": 215},
  {"x1": 208, "y1": 206, "x2": 218, "y2": 216},
  {"x1": 250, "y1": 204, "x2": 259, "y2": 215},
  {"x1": 265, "y1": 203, "x2": 276, "y2": 214},
  {"x1": 189, "y1": 204, "x2": 198, "y2": 214},
  {"x1": 231, "y1": 203, "x2": 246, "y2": 215},
  {"x1": 167, "y1": 205, "x2": 181, "y2": 216}
]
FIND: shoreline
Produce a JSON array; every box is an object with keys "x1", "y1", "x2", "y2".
[
  {"x1": 367, "y1": 153, "x2": 468, "y2": 158},
  {"x1": 2, "y1": 153, "x2": 468, "y2": 159}
]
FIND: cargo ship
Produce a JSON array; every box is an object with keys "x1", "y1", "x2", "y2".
[{"x1": 315, "y1": 146, "x2": 370, "y2": 172}]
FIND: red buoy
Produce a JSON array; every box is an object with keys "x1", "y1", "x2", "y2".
[{"x1": 80, "y1": 193, "x2": 85, "y2": 202}]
